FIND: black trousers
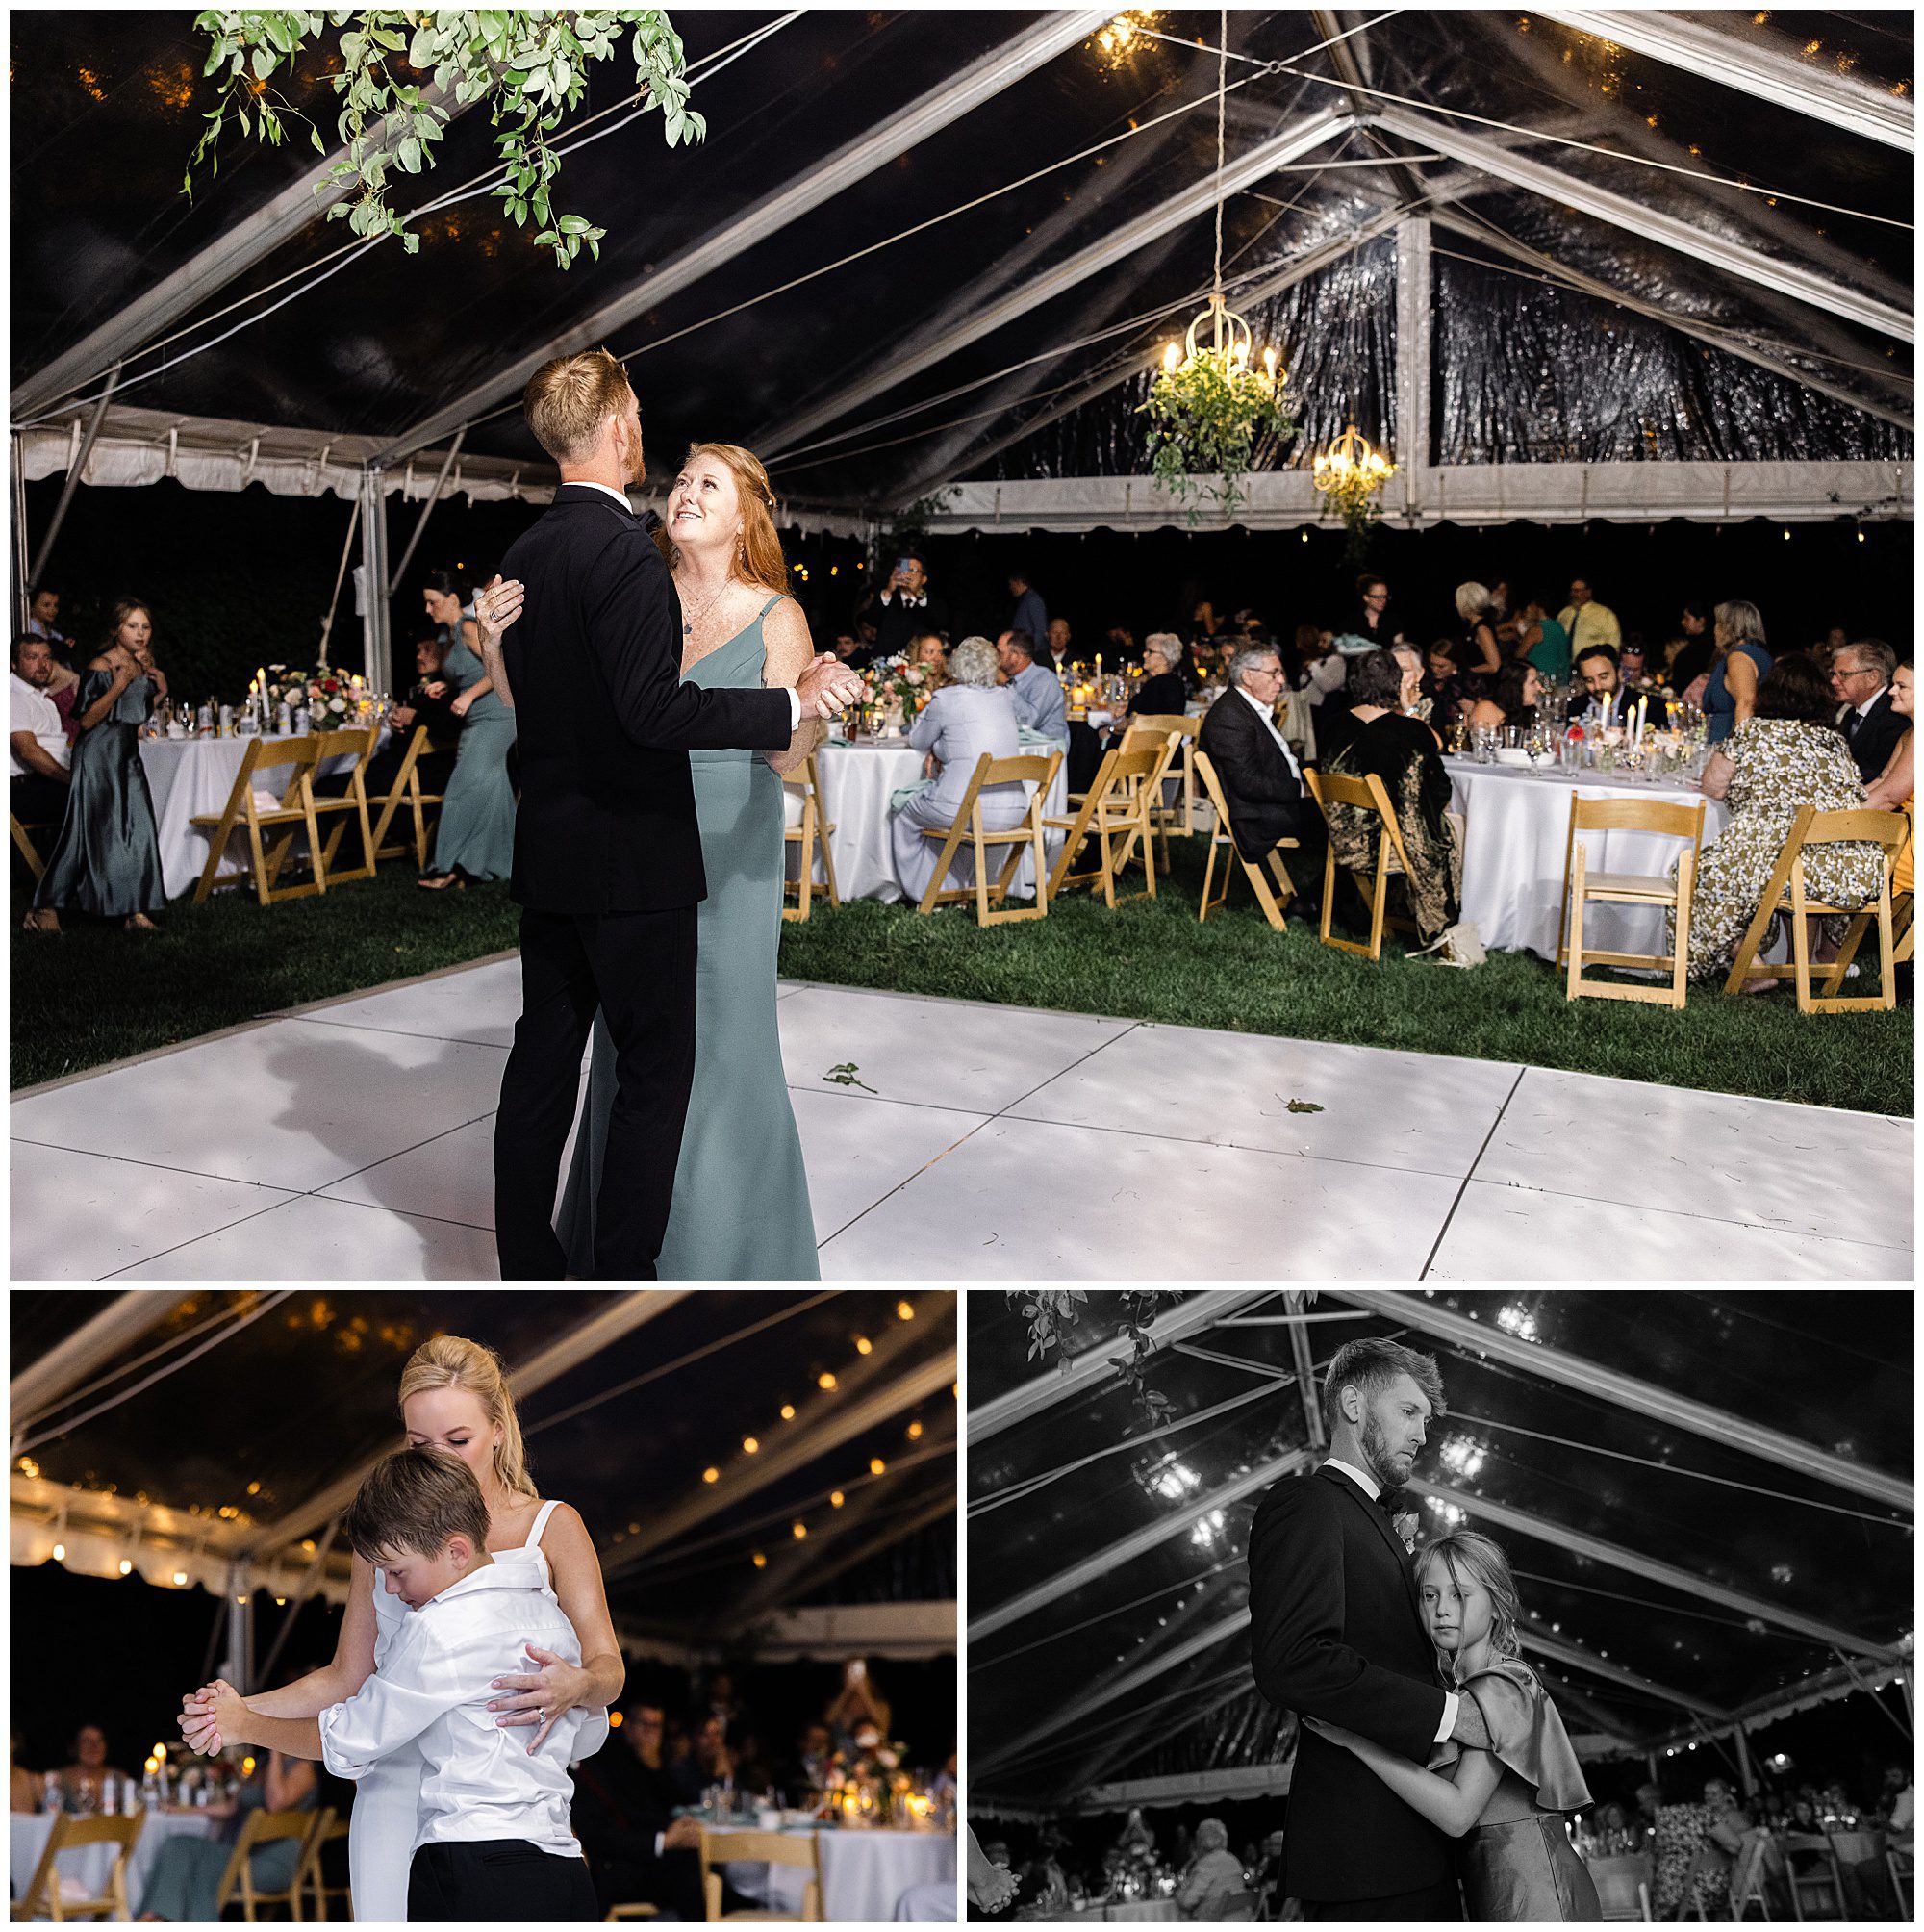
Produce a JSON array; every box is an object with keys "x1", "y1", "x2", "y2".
[
  {"x1": 408, "y1": 1839, "x2": 599, "y2": 1922},
  {"x1": 494, "y1": 902, "x2": 698, "y2": 1280},
  {"x1": 1300, "y1": 1875, "x2": 1462, "y2": 1920},
  {"x1": 12, "y1": 772, "x2": 69, "y2": 830}
]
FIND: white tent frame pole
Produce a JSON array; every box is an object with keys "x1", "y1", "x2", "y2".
[
  {"x1": 357, "y1": 464, "x2": 389, "y2": 687},
  {"x1": 372, "y1": 10, "x2": 1113, "y2": 465},
  {"x1": 1406, "y1": 1474, "x2": 1897, "y2": 1662},
  {"x1": 13, "y1": 84, "x2": 476, "y2": 420},
  {"x1": 1523, "y1": 1627, "x2": 1730, "y2": 1721},
  {"x1": 11, "y1": 1293, "x2": 195, "y2": 1440},
  {"x1": 1284, "y1": 1291, "x2": 1327, "y2": 1449},
  {"x1": 969, "y1": 1290, "x2": 1274, "y2": 1445},
  {"x1": 387, "y1": 429, "x2": 466, "y2": 597},
  {"x1": 1531, "y1": 1666, "x2": 1650, "y2": 1749},
  {"x1": 1070, "y1": 1672, "x2": 1261, "y2": 1797},
  {"x1": 1365, "y1": 104, "x2": 1912, "y2": 343},
  {"x1": 971, "y1": 1446, "x2": 1315, "y2": 1645},
  {"x1": 1528, "y1": 10, "x2": 1914, "y2": 153},
  {"x1": 1393, "y1": 213, "x2": 1431, "y2": 515},
  {"x1": 604, "y1": 1328, "x2": 957, "y2": 1574},
  {"x1": 11, "y1": 432, "x2": 29, "y2": 634},
  {"x1": 887, "y1": 202, "x2": 1411, "y2": 506},
  {"x1": 248, "y1": 1290, "x2": 692, "y2": 1552},
  {"x1": 1326, "y1": 1290, "x2": 1913, "y2": 1512},
  {"x1": 27, "y1": 361, "x2": 123, "y2": 588},
  {"x1": 758, "y1": 107, "x2": 1352, "y2": 461},
  {"x1": 1430, "y1": 208, "x2": 1915, "y2": 434}
]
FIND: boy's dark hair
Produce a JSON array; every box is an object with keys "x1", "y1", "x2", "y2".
[{"x1": 344, "y1": 1446, "x2": 489, "y2": 1562}]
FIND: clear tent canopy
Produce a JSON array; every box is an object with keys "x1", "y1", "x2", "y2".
[
  {"x1": 966, "y1": 1290, "x2": 1912, "y2": 1817},
  {"x1": 9, "y1": 1290, "x2": 958, "y2": 1665},
  {"x1": 8, "y1": 8, "x2": 1913, "y2": 549}
]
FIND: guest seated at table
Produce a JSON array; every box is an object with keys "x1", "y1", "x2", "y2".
[
  {"x1": 1175, "y1": 1817, "x2": 1246, "y2": 1921},
  {"x1": 27, "y1": 599, "x2": 166, "y2": 934},
  {"x1": 1324, "y1": 648, "x2": 1461, "y2": 945},
  {"x1": 1574, "y1": 644, "x2": 1635, "y2": 727},
  {"x1": 1680, "y1": 654, "x2": 1886, "y2": 987},
  {"x1": 135, "y1": 1747, "x2": 316, "y2": 1921},
  {"x1": 907, "y1": 630, "x2": 949, "y2": 690},
  {"x1": 1704, "y1": 599, "x2": 1772, "y2": 745},
  {"x1": 996, "y1": 629, "x2": 1068, "y2": 748},
  {"x1": 891, "y1": 637, "x2": 1027, "y2": 903},
  {"x1": 572, "y1": 1698, "x2": 705, "y2": 1921},
  {"x1": 1466, "y1": 658, "x2": 1541, "y2": 736},
  {"x1": 1425, "y1": 636, "x2": 1481, "y2": 727},
  {"x1": 418, "y1": 568, "x2": 517, "y2": 891},
  {"x1": 1197, "y1": 642, "x2": 1325, "y2": 913},
  {"x1": 1127, "y1": 633, "x2": 1190, "y2": 720},
  {"x1": 1873, "y1": 1761, "x2": 1914, "y2": 1832},
  {"x1": 10, "y1": 1730, "x2": 38, "y2": 1812},
  {"x1": 790, "y1": 1719, "x2": 834, "y2": 1795},
  {"x1": 669, "y1": 1712, "x2": 736, "y2": 1806},
  {"x1": 55, "y1": 1724, "x2": 131, "y2": 1812},
  {"x1": 1023, "y1": 1830, "x2": 1073, "y2": 1915},
  {"x1": 1862, "y1": 664, "x2": 1913, "y2": 945},
  {"x1": 1653, "y1": 1785, "x2": 1734, "y2": 1919},
  {"x1": 1831, "y1": 637, "x2": 1907, "y2": 784},
  {"x1": 11, "y1": 633, "x2": 72, "y2": 869},
  {"x1": 1339, "y1": 573, "x2": 1404, "y2": 649},
  {"x1": 316, "y1": 635, "x2": 462, "y2": 806}
]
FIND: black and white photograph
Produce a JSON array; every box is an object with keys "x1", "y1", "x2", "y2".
[
  {"x1": 10, "y1": 1289, "x2": 958, "y2": 1922},
  {"x1": 966, "y1": 1289, "x2": 1913, "y2": 1922}
]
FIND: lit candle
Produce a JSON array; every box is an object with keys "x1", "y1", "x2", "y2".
[{"x1": 1096, "y1": 653, "x2": 1103, "y2": 676}]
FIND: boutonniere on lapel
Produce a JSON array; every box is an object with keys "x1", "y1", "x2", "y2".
[{"x1": 1393, "y1": 1512, "x2": 1420, "y2": 1554}]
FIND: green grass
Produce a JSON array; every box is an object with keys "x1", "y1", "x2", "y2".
[{"x1": 13, "y1": 839, "x2": 1912, "y2": 1115}]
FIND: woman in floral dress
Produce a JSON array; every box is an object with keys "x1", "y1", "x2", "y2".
[{"x1": 1676, "y1": 655, "x2": 1885, "y2": 984}]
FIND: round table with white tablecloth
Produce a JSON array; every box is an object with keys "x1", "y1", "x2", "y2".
[
  {"x1": 138, "y1": 731, "x2": 381, "y2": 901},
  {"x1": 805, "y1": 739, "x2": 1068, "y2": 903},
  {"x1": 10, "y1": 1808, "x2": 219, "y2": 1917},
  {"x1": 708, "y1": 1822, "x2": 957, "y2": 1922},
  {"x1": 1058, "y1": 1899, "x2": 1179, "y2": 1922},
  {"x1": 1446, "y1": 757, "x2": 1734, "y2": 962}
]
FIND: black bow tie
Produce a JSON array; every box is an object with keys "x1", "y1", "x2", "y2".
[{"x1": 1378, "y1": 1488, "x2": 1406, "y2": 1518}]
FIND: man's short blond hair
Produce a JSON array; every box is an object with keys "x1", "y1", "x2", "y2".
[{"x1": 523, "y1": 348, "x2": 634, "y2": 465}]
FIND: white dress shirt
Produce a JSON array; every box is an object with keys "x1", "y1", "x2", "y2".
[
  {"x1": 10, "y1": 674, "x2": 69, "y2": 776},
  {"x1": 1237, "y1": 683, "x2": 1304, "y2": 783},
  {"x1": 319, "y1": 1558, "x2": 606, "y2": 1858},
  {"x1": 1320, "y1": 1458, "x2": 1458, "y2": 1744},
  {"x1": 561, "y1": 479, "x2": 803, "y2": 730}
]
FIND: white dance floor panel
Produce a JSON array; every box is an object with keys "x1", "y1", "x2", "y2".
[{"x1": 10, "y1": 961, "x2": 1912, "y2": 1281}]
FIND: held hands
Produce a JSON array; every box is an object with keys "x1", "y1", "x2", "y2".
[
  {"x1": 190, "y1": 1680, "x2": 250, "y2": 1754},
  {"x1": 180, "y1": 1686, "x2": 222, "y2": 1758},
  {"x1": 796, "y1": 651, "x2": 864, "y2": 721},
  {"x1": 472, "y1": 574, "x2": 525, "y2": 651},
  {"x1": 487, "y1": 1643, "x2": 586, "y2": 1754},
  {"x1": 972, "y1": 1862, "x2": 1019, "y2": 1913}
]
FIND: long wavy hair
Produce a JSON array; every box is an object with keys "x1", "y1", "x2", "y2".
[
  {"x1": 396, "y1": 1335, "x2": 538, "y2": 1501},
  {"x1": 655, "y1": 442, "x2": 787, "y2": 596},
  {"x1": 1415, "y1": 1530, "x2": 1524, "y2": 1684}
]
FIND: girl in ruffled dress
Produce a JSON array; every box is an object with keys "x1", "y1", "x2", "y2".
[{"x1": 1304, "y1": 1530, "x2": 1604, "y2": 1921}]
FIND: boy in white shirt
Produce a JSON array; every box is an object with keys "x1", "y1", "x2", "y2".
[{"x1": 207, "y1": 1448, "x2": 604, "y2": 1921}]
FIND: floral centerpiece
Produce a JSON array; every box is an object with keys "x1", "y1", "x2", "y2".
[
  {"x1": 856, "y1": 657, "x2": 934, "y2": 733},
  {"x1": 257, "y1": 664, "x2": 367, "y2": 723}
]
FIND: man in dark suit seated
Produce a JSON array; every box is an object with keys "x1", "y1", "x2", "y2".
[
  {"x1": 1198, "y1": 642, "x2": 1326, "y2": 913},
  {"x1": 321, "y1": 636, "x2": 464, "y2": 805},
  {"x1": 1831, "y1": 638, "x2": 1907, "y2": 783},
  {"x1": 570, "y1": 1698, "x2": 705, "y2": 1920}
]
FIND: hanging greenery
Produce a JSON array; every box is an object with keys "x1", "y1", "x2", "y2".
[
  {"x1": 1139, "y1": 345, "x2": 1294, "y2": 524},
  {"x1": 1007, "y1": 1290, "x2": 1175, "y2": 1429},
  {"x1": 186, "y1": 10, "x2": 702, "y2": 268},
  {"x1": 1313, "y1": 425, "x2": 1397, "y2": 564}
]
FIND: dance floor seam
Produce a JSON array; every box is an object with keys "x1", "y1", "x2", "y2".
[{"x1": 10, "y1": 962, "x2": 1912, "y2": 1281}]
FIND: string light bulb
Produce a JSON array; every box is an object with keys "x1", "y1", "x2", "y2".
[
  {"x1": 870, "y1": 1457, "x2": 886, "y2": 1476},
  {"x1": 752, "y1": 1552, "x2": 768, "y2": 1568},
  {"x1": 51, "y1": 1542, "x2": 65, "y2": 1563},
  {"x1": 855, "y1": 1337, "x2": 873, "y2": 1356},
  {"x1": 907, "y1": 1421, "x2": 924, "y2": 1440},
  {"x1": 896, "y1": 1301, "x2": 915, "y2": 1321},
  {"x1": 830, "y1": 1490, "x2": 846, "y2": 1508},
  {"x1": 118, "y1": 1558, "x2": 133, "y2": 1576},
  {"x1": 792, "y1": 1522, "x2": 808, "y2": 1539},
  {"x1": 702, "y1": 1467, "x2": 720, "y2": 1485},
  {"x1": 779, "y1": 1404, "x2": 796, "y2": 1420},
  {"x1": 743, "y1": 1436, "x2": 759, "y2": 1455},
  {"x1": 818, "y1": 1372, "x2": 838, "y2": 1391}
]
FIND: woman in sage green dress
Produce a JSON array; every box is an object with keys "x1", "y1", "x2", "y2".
[
  {"x1": 553, "y1": 442, "x2": 821, "y2": 1279},
  {"x1": 135, "y1": 1749, "x2": 316, "y2": 1921},
  {"x1": 418, "y1": 570, "x2": 518, "y2": 888},
  {"x1": 28, "y1": 599, "x2": 166, "y2": 932}
]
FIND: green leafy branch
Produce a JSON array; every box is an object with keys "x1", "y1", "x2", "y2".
[
  {"x1": 1138, "y1": 347, "x2": 1294, "y2": 525},
  {"x1": 1007, "y1": 1289, "x2": 1174, "y2": 1428},
  {"x1": 187, "y1": 10, "x2": 704, "y2": 268}
]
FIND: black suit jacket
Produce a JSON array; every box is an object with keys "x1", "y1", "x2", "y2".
[
  {"x1": 1844, "y1": 689, "x2": 1909, "y2": 785},
  {"x1": 1248, "y1": 1464, "x2": 1452, "y2": 1904},
  {"x1": 871, "y1": 589, "x2": 949, "y2": 662},
  {"x1": 499, "y1": 484, "x2": 793, "y2": 914},
  {"x1": 1198, "y1": 687, "x2": 1305, "y2": 860}
]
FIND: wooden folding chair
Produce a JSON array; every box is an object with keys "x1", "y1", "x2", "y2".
[
  {"x1": 1557, "y1": 795, "x2": 1707, "y2": 1009},
  {"x1": 1726, "y1": 1833, "x2": 1774, "y2": 1921},
  {"x1": 11, "y1": 1811, "x2": 145, "y2": 1920},
  {"x1": 188, "y1": 736, "x2": 327, "y2": 905},
  {"x1": 604, "y1": 1907, "x2": 661, "y2": 1922},
  {"x1": 1120, "y1": 712, "x2": 1202, "y2": 868},
  {"x1": 1192, "y1": 749, "x2": 1295, "y2": 932},
  {"x1": 1721, "y1": 804, "x2": 1911, "y2": 1012},
  {"x1": 697, "y1": 1827, "x2": 823, "y2": 1922},
  {"x1": 214, "y1": 1803, "x2": 322, "y2": 1919},
  {"x1": 1783, "y1": 1831, "x2": 1850, "y2": 1919},
  {"x1": 915, "y1": 750, "x2": 1062, "y2": 926},
  {"x1": 1585, "y1": 1852, "x2": 1652, "y2": 1921},
  {"x1": 10, "y1": 811, "x2": 51, "y2": 881},
  {"x1": 1304, "y1": 767, "x2": 1420, "y2": 961},
  {"x1": 296, "y1": 1808, "x2": 351, "y2": 1920},
  {"x1": 306, "y1": 724, "x2": 379, "y2": 888},
  {"x1": 1885, "y1": 1839, "x2": 1911, "y2": 1918},
  {"x1": 781, "y1": 752, "x2": 840, "y2": 922},
  {"x1": 1045, "y1": 737, "x2": 1168, "y2": 907},
  {"x1": 367, "y1": 724, "x2": 446, "y2": 867}
]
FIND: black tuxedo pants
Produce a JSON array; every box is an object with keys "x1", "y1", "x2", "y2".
[
  {"x1": 494, "y1": 902, "x2": 697, "y2": 1280},
  {"x1": 408, "y1": 1840, "x2": 598, "y2": 1921},
  {"x1": 1301, "y1": 1875, "x2": 1462, "y2": 1920}
]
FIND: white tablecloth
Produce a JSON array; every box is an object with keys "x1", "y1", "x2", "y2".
[
  {"x1": 1446, "y1": 758, "x2": 1732, "y2": 961},
  {"x1": 1060, "y1": 1900, "x2": 1179, "y2": 1922},
  {"x1": 139, "y1": 732, "x2": 379, "y2": 901},
  {"x1": 807, "y1": 740, "x2": 1068, "y2": 903},
  {"x1": 11, "y1": 1808, "x2": 218, "y2": 1916},
  {"x1": 711, "y1": 1824, "x2": 956, "y2": 1922}
]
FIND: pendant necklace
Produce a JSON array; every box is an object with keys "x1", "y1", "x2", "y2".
[{"x1": 681, "y1": 579, "x2": 731, "y2": 638}]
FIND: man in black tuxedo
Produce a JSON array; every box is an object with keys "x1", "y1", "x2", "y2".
[
  {"x1": 1248, "y1": 1337, "x2": 1492, "y2": 1920},
  {"x1": 1831, "y1": 638, "x2": 1907, "y2": 783},
  {"x1": 1197, "y1": 642, "x2": 1326, "y2": 912},
  {"x1": 869, "y1": 553, "x2": 949, "y2": 664},
  {"x1": 484, "y1": 349, "x2": 860, "y2": 1279}
]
